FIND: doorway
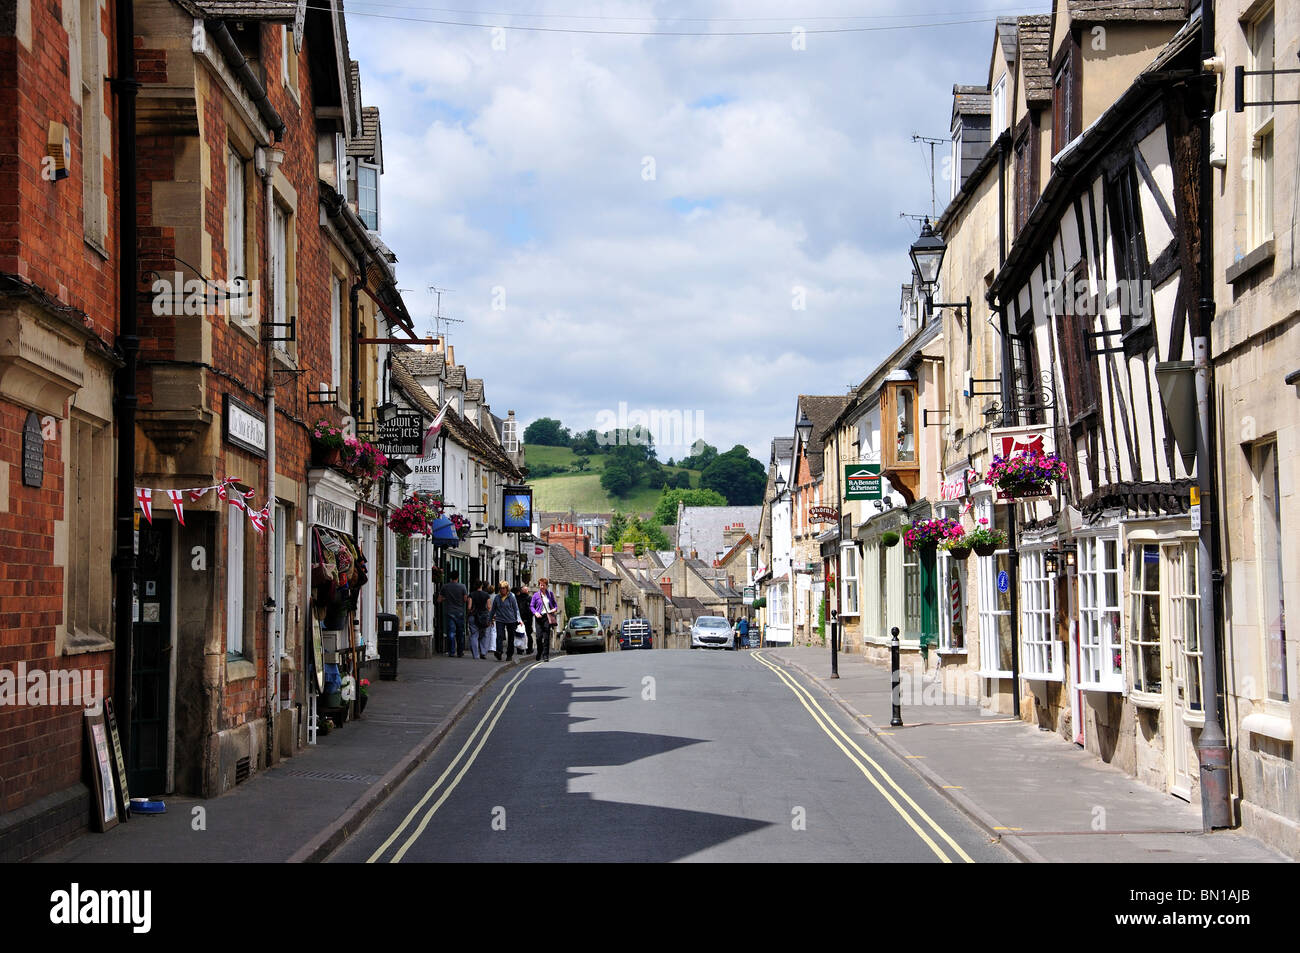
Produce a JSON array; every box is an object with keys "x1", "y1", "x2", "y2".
[{"x1": 132, "y1": 520, "x2": 173, "y2": 795}]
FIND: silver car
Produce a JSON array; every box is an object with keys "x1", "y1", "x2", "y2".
[{"x1": 690, "y1": 616, "x2": 733, "y2": 650}]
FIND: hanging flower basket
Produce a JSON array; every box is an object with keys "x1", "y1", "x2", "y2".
[
  {"x1": 941, "y1": 540, "x2": 973, "y2": 560},
  {"x1": 311, "y1": 420, "x2": 346, "y2": 467},
  {"x1": 388, "y1": 492, "x2": 444, "y2": 537},
  {"x1": 880, "y1": 530, "x2": 901, "y2": 548},
  {"x1": 965, "y1": 519, "x2": 1008, "y2": 557},
  {"x1": 986, "y1": 448, "x2": 1068, "y2": 498},
  {"x1": 905, "y1": 517, "x2": 963, "y2": 550},
  {"x1": 448, "y1": 513, "x2": 471, "y2": 540}
]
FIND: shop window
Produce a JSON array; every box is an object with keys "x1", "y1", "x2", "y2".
[
  {"x1": 1078, "y1": 535, "x2": 1123, "y2": 691},
  {"x1": 227, "y1": 505, "x2": 247, "y2": 658},
  {"x1": 66, "y1": 415, "x2": 113, "y2": 643},
  {"x1": 978, "y1": 549, "x2": 1013, "y2": 676},
  {"x1": 1129, "y1": 543, "x2": 1163, "y2": 695},
  {"x1": 1168, "y1": 541, "x2": 1203, "y2": 712},
  {"x1": 937, "y1": 550, "x2": 966, "y2": 653},
  {"x1": 396, "y1": 535, "x2": 431, "y2": 633},
  {"x1": 903, "y1": 546, "x2": 922, "y2": 638},
  {"x1": 1020, "y1": 549, "x2": 1062, "y2": 680},
  {"x1": 841, "y1": 546, "x2": 859, "y2": 616}
]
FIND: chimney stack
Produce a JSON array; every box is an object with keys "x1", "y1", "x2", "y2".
[{"x1": 659, "y1": 579, "x2": 672, "y2": 598}]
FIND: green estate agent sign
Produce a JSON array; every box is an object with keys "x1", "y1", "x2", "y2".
[{"x1": 844, "y1": 463, "x2": 882, "y2": 501}]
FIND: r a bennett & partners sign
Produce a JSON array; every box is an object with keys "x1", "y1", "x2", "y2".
[{"x1": 844, "y1": 463, "x2": 882, "y2": 500}]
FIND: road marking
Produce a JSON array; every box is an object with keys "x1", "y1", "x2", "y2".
[
  {"x1": 366, "y1": 664, "x2": 536, "y2": 863},
  {"x1": 752, "y1": 652, "x2": 975, "y2": 864}
]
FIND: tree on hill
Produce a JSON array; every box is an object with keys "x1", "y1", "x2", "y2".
[
  {"x1": 678, "y1": 439, "x2": 718, "y2": 470},
  {"x1": 571, "y1": 429, "x2": 600, "y2": 455},
  {"x1": 606, "y1": 512, "x2": 671, "y2": 555},
  {"x1": 701, "y1": 446, "x2": 766, "y2": 505},
  {"x1": 669, "y1": 471, "x2": 692, "y2": 489},
  {"x1": 600, "y1": 459, "x2": 635, "y2": 497},
  {"x1": 523, "y1": 417, "x2": 571, "y2": 446},
  {"x1": 654, "y1": 487, "x2": 728, "y2": 525}
]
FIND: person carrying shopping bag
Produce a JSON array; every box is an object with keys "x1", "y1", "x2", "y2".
[
  {"x1": 491, "y1": 581, "x2": 521, "y2": 661},
  {"x1": 530, "y1": 578, "x2": 559, "y2": 661}
]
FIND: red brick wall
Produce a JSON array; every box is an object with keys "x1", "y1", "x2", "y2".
[{"x1": 0, "y1": 1, "x2": 118, "y2": 813}]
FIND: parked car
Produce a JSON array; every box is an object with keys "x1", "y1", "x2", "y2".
[
  {"x1": 562, "y1": 615, "x2": 605, "y2": 653},
  {"x1": 618, "y1": 618, "x2": 653, "y2": 650},
  {"x1": 690, "y1": 615, "x2": 733, "y2": 650}
]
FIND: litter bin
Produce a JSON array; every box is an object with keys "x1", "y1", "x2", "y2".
[{"x1": 377, "y1": 612, "x2": 399, "y2": 680}]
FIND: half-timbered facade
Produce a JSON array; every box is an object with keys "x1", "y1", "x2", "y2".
[{"x1": 988, "y1": 16, "x2": 1206, "y2": 798}]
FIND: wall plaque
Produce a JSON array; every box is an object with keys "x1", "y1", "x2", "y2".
[{"x1": 22, "y1": 412, "x2": 43, "y2": 488}]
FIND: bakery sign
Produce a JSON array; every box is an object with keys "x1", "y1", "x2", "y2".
[{"x1": 808, "y1": 505, "x2": 838, "y2": 524}]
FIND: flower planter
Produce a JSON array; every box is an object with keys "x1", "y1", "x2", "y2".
[
  {"x1": 973, "y1": 543, "x2": 999, "y2": 558},
  {"x1": 946, "y1": 545, "x2": 972, "y2": 560},
  {"x1": 1001, "y1": 480, "x2": 1050, "y2": 498},
  {"x1": 312, "y1": 445, "x2": 343, "y2": 468},
  {"x1": 880, "y1": 531, "x2": 901, "y2": 548}
]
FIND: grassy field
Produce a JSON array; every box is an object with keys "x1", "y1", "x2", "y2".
[{"x1": 524, "y1": 443, "x2": 700, "y2": 515}]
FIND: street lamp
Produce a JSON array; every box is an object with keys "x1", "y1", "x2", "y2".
[
  {"x1": 796, "y1": 410, "x2": 813, "y2": 445},
  {"x1": 774, "y1": 472, "x2": 787, "y2": 497},
  {"x1": 907, "y1": 218, "x2": 971, "y2": 321}
]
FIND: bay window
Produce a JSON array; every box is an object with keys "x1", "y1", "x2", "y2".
[
  {"x1": 841, "y1": 545, "x2": 859, "y2": 616},
  {"x1": 1078, "y1": 535, "x2": 1123, "y2": 691},
  {"x1": 1128, "y1": 543, "x2": 1163, "y2": 695},
  {"x1": 1021, "y1": 549, "x2": 1062, "y2": 679}
]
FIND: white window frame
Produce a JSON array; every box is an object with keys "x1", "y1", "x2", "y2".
[
  {"x1": 977, "y1": 549, "x2": 1013, "y2": 677},
  {"x1": 903, "y1": 543, "x2": 922, "y2": 638},
  {"x1": 1168, "y1": 540, "x2": 1204, "y2": 715},
  {"x1": 395, "y1": 533, "x2": 432, "y2": 634},
  {"x1": 358, "y1": 163, "x2": 379, "y2": 231},
  {"x1": 1020, "y1": 548, "x2": 1062, "y2": 680},
  {"x1": 226, "y1": 504, "x2": 246, "y2": 658},
  {"x1": 1247, "y1": 6, "x2": 1275, "y2": 248},
  {"x1": 1254, "y1": 440, "x2": 1289, "y2": 703},
  {"x1": 840, "y1": 543, "x2": 860, "y2": 617},
  {"x1": 950, "y1": 122, "x2": 962, "y2": 200},
  {"x1": 503, "y1": 418, "x2": 519, "y2": 453},
  {"x1": 991, "y1": 74, "x2": 1007, "y2": 137},
  {"x1": 329, "y1": 275, "x2": 343, "y2": 400},
  {"x1": 1128, "y1": 541, "x2": 1164, "y2": 697},
  {"x1": 936, "y1": 549, "x2": 967, "y2": 654},
  {"x1": 271, "y1": 204, "x2": 288, "y2": 354},
  {"x1": 1077, "y1": 534, "x2": 1124, "y2": 692},
  {"x1": 227, "y1": 147, "x2": 246, "y2": 290},
  {"x1": 770, "y1": 581, "x2": 790, "y2": 629}
]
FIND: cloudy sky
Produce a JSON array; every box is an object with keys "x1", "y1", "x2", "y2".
[{"x1": 344, "y1": 1, "x2": 1043, "y2": 460}]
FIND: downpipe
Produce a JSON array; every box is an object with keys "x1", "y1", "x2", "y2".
[{"x1": 262, "y1": 147, "x2": 284, "y2": 767}]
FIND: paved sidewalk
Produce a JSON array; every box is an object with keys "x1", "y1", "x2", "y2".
[
  {"x1": 40, "y1": 655, "x2": 529, "y2": 864},
  {"x1": 767, "y1": 646, "x2": 1292, "y2": 863}
]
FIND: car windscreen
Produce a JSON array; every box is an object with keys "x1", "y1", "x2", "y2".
[
  {"x1": 570, "y1": 618, "x2": 599, "y2": 628},
  {"x1": 696, "y1": 618, "x2": 729, "y2": 628}
]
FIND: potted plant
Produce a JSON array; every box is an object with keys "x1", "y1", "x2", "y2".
[
  {"x1": 880, "y1": 530, "x2": 901, "y2": 548},
  {"x1": 388, "y1": 492, "x2": 443, "y2": 538},
  {"x1": 448, "y1": 513, "x2": 471, "y2": 540},
  {"x1": 904, "y1": 516, "x2": 963, "y2": 552},
  {"x1": 940, "y1": 535, "x2": 972, "y2": 560},
  {"x1": 965, "y1": 518, "x2": 1009, "y2": 557},
  {"x1": 310, "y1": 420, "x2": 345, "y2": 467},
  {"x1": 986, "y1": 448, "x2": 1068, "y2": 498},
  {"x1": 319, "y1": 716, "x2": 334, "y2": 736},
  {"x1": 340, "y1": 435, "x2": 389, "y2": 495},
  {"x1": 358, "y1": 678, "x2": 369, "y2": 715}
]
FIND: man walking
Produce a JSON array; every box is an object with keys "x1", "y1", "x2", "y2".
[
  {"x1": 491, "y1": 581, "x2": 521, "y2": 661},
  {"x1": 438, "y1": 570, "x2": 469, "y2": 658},
  {"x1": 530, "y1": 578, "x2": 558, "y2": 661},
  {"x1": 468, "y1": 580, "x2": 493, "y2": 660}
]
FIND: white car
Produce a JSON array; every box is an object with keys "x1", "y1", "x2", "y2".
[{"x1": 690, "y1": 616, "x2": 734, "y2": 650}]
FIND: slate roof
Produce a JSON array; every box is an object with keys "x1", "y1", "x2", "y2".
[
  {"x1": 465, "y1": 378, "x2": 484, "y2": 402},
  {"x1": 445, "y1": 366, "x2": 466, "y2": 389},
  {"x1": 1067, "y1": 0, "x2": 1189, "y2": 22},
  {"x1": 574, "y1": 553, "x2": 619, "y2": 581},
  {"x1": 1018, "y1": 15, "x2": 1053, "y2": 106},
  {"x1": 348, "y1": 107, "x2": 382, "y2": 165},
  {"x1": 771, "y1": 436, "x2": 794, "y2": 464},
  {"x1": 670, "y1": 596, "x2": 710, "y2": 617},
  {"x1": 797, "y1": 395, "x2": 851, "y2": 478},
  {"x1": 995, "y1": 16, "x2": 1019, "y2": 64},
  {"x1": 676, "y1": 505, "x2": 761, "y2": 563},
  {"x1": 547, "y1": 545, "x2": 598, "y2": 588}
]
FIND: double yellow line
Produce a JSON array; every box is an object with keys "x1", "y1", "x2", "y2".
[
  {"x1": 751, "y1": 652, "x2": 974, "y2": 863},
  {"x1": 367, "y1": 663, "x2": 536, "y2": 863}
]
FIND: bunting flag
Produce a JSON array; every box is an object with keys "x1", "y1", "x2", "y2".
[
  {"x1": 187, "y1": 486, "x2": 210, "y2": 503},
  {"x1": 215, "y1": 483, "x2": 228, "y2": 503},
  {"x1": 422, "y1": 398, "x2": 453, "y2": 456},
  {"x1": 136, "y1": 487, "x2": 154, "y2": 524},
  {"x1": 167, "y1": 489, "x2": 186, "y2": 526},
  {"x1": 227, "y1": 495, "x2": 247, "y2": 513},
  {"x1": 247, "y1": 506, "x2": 267, "y2": 535}
]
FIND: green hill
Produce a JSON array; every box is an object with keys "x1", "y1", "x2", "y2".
[{"x1": 523, "y1": 443, "x2": 700, "y2": 515}]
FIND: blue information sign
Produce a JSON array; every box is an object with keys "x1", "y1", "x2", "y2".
[{"x1": 997, "y1": 570, "x2": 1009, "y2": 593}]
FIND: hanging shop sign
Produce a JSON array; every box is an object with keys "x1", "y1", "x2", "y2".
[
  {"x1": 989, "y1": 426, "x2": 1053, "y2": 501},
  {"x1": 502, "y1": 485, "x2": 533, "y2": 532},
  {"x1": 844, "y1": 463, "x2": 882, "y2": 500},
  {"x1": 939, "y1": 469, "x2": 981, "y2": 501},
  {"x1": 409, "y1": 445, "x2": 443, "y2": 495},
  {"x1": 375, "y1": 411, "x2": 425, "y2": 456},
  {"x1": 809, "y1": 505, "x2": 838, "y2": 524},
  {"x1": 224, "y1": 395, "x2": 266, "y2": 457},
  {"x1": 22, "y1": 412, "x2": 43, "y2": 488}
]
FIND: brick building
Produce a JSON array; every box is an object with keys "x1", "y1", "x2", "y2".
[{"x1": 0, "y1": 0, "x2": 122, "y2": 858}]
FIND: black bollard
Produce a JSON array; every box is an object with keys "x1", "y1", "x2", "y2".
[
  {"x1": 890, "y1": 626, "x2": 903, "y2": 727},
  {"x1": 830, "y1": 610, "x2": 839, "y2": 679}
]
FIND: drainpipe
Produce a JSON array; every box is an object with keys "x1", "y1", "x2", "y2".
[
  {"x1": 262, "y1": 146, "x2": 284, "y2": 766},
  {"x1": 112, "y1": 0, "x2": 139, "y2": 772},
  {"x1": 1194, "y1": 0, "x2": 1232, "y2": 831},
  {"x1": 208, "y1": 21, "x2": 285, "y2": 142}
]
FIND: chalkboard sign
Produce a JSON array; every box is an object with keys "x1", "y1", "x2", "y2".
[
  {"x1": 22, "y1": 412, "x2": 42, "y2": 488},
  {"x1": 104, "y1": 697, "x2": 131, "y2": 821},
  {"x1": 84, "y1": 710, "x2": 119, "y2": 832}
]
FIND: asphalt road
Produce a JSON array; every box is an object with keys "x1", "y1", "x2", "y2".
[{"x1": 330, "y1": 649, "x2": 1013, "y2": 863}]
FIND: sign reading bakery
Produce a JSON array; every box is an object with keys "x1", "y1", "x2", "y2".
[{"x1": 224, "y1": 394, "x2": 267, "y2": 457}]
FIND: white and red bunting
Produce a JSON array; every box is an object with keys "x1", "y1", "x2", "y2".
[{"x1": 134, "y1": 479, "x2": 270, "y2": 534}]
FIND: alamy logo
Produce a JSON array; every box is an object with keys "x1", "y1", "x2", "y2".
[
  {"x1": 49, "y1": 884, "x2": 152, "y2": 933},
  {"x1": 150, "y1": 271, "x2": 258, "y2": 322},
  {"x1": 0, "y1": 663, "x2": 103, "y2": 713}
]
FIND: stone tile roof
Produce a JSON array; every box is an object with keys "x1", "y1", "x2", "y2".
[
  {"x1": 574, "y1": 553, "x2": 619, "y2": 581},
  {"x1": 194, "y1": 1, "x2": 297, "y2": 19},
  {"x1": 445, "y1": 366, "x2": 466, "y2": 389},
  {"x1": 393, "y1": 345, "x2": 444, "y2": 377},
  {"x1": 996, "y1": 16, "x2": 1019, "y2": 64},
  {"x1": 547, "y1": 544, "x2": 598, "y2": 588},
  {"x1": 771, "y1": 436, "x2": 794, "y2": 463},
  {"x1": 671, "y1": 596, "x2": 710, "y2": 617},
  {"x1": 465, "y1": 378, "x2": 484, "y2": 402},
  {"x1": 953, "y1": 84, "x2": 991, "y2": 118},
  {"x1": 348, "y1": 107, "x2": 381, "y2": 164},
  {"x1": 1018, "y1": 15, "x2": 1053, "y2": 106},
  {"x1": 1067, "y1": 0, "x2": 1189, "y2": 22},
  {"x1": 798, "y1": 395, "x2": 851, "y2": 479}
]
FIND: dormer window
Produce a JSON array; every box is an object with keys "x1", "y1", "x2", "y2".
[
  {"x1": 991, "y1": 74, "x2": 1006, "y2": 137},
  {"x1": 358, "y1": 164, "x2": 379, "y2": 231},
  {"x1": 950, "y1": 122, "x2": 962, "y2": 200}
]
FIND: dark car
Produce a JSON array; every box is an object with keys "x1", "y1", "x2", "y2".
[
  {"x1": 618, "y1": 618, "x2": 653, "y2": 650},
  {"x1": 562, "y1": 615, "x2": 606, "y2": 653}
]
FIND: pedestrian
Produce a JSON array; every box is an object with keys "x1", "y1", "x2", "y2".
[
  {"x1": 737, "y1": 615, "x2": 749, "y2": 651},
  {"x1": 468, "y1": 580, "x2": 493, "y2": 660},
  {"x1": 437, "y1": 570, "x2": 469, "y2": 658},
  {"x1": 491, "y1": 581, "x2": 520, "y2": 661},
  {"x1": 530, "y1": 578, "x2": 558, "y2": 661},
  {"x1": 516, "y1": 583, "x2": 534, "y2": 654},
  {"x1": 732, "y1": 617, "x2": 741, "y2": 652}
]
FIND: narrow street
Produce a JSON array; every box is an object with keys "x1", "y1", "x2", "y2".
[{"x1": 332, "y1": 651, "x2": 1009, "y2": 864}]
